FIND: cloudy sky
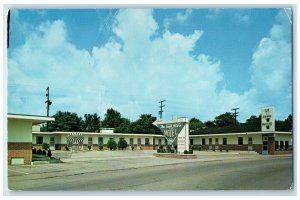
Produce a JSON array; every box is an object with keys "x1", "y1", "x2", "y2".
[{"x1": 7, "y1": 8, "x2": 292, "y2": 122}]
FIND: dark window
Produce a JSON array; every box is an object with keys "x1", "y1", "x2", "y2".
[
  {"x1": 138, "y1": 138, "x2": 141, "y2": 145},
  {"x1": 202, "y1": 138, "x2": 206, "y2": 145},
  {"x1": 98, "y1": 137, "x2": 103, "y2": 145},
  {"x1": 190, "y1": 139, "x2": 194, "y2": 145},
  {"x1": 145, "y1": 138, "x2": 150, "y2": 145},
  {"x1": 165, "y1": 138, "x2": 168, "y2": 145},
  {"x1": 238, "y1": 137, "x2": 243, "y2": 145},
  {"x1": 248, "y1": 137, "x2": 253, "y2": 146},
  {"x1": 209, "y1": 138, "x2": 212, "y2": 145},
  {"x1": 266, "y1": 126, "x2": 270, "y2": 129},
  {"x1": 215, "y1": 138, "x2": 219, "y2": 145},
  {"x1": 285, "y1": 141, "x2": 289, "y2": 150},
  {"x1": 130, "y1": 138, "x2": 134, "y2": 145},
  {"x1": 280, "y1": 141, "x2": 284, "y2": 149},
  {"x1": 223, "y1": 138, "x2": 227, "y2": 145},
  {"x1": 266, "y1": 118, "x2": 270, "y2": 122},
  {"x1": 158, "y1": 139, "x2": 162, "y2": 145},
  {"x1": 275, "y1": 141, "x2": 279, "y2": 150},
  {"x1": 36, "y1": 136, "x2": 43, "y2": 144}
]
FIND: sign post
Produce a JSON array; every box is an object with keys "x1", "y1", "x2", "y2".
[
  {"x1": 153, "y1": 117, "x2": 189, "y2": 154},
  {"x1": 261, "y1": 107, "x2": 275, "y2": 132}
]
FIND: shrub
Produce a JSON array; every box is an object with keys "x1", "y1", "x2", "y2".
[
  {"x1": 47, "y1": 149, "x2": 52, "y2": 157},
  {"x1": 189, "y1": 149, "x2": 193, "y2": 154},
  {"x1": 219, "y1": 147, "x2": 223, "y2": 152},
  {"x1": 107, "y1": 139, "x2": 117, "y2": 150},
  {"x1": 131, "y1": 145, "x2": 134, "y2": 151},
  {"x1": 159, "y1": 145, "x2": 164, "y2": 150},
  {"x1": 118, "y1": 138, "x2": 128, "y2": 150},
  {"x1": 65, "y1": 146, "x2": 70, "y2": 151},
  {"x1": 157, "y1": 149, "x2": 161, "y2": 153},
  {"x1": 198, "y1": 147, "x2": 202, "y2": 151},
  {"x1": 42, "y1": 150, "x2": 47, "y2": 156},
  {"x1": 32, "y1": 148, "x2": 37, "y2": 154},
  {"x1": 88, "y1": 146, "x2": 92, "y2": 151},
  {"x1": 42, "y1": 143, "x2": 49, "y2": 150},
  {"x1": 99, "y1": 145, "x2": 104, "y2": 151},
  {"x1": 184, "y1": 150, "x2": 188, "y2": 154},
  {"x1": 37, "y1": 149, "x2": 42, "y2": 155},
  {"x1": 170, "y1": 149, "x2": 175, "y2": 153}
]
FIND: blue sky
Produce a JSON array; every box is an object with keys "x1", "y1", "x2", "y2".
[{"x1": 7, "y1": 8, "x2": 292, "y2": 122}]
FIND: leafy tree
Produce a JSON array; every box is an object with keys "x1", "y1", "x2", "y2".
[
  {"x1": 284, "y1": 114, "x2": 292, "y2": 131},
  {"x1": 107, "y1": 139, "x2": 117, "y2": 150},
  {"x1": 118, "y1": 138, "x2": 128, "y2": 150},
  {"x1": 189, "y1": 118, "x2": 204, "y2": 131},
  {"x1": 114, "y1": 118, "x2": 131, "y2": 133},
  {"x1": 81, "y1": 113, "x2": 101, "y2": 132},
  {"x1": 130, "y1": 114, "x2": 160, "y2": 133},
  {"x1": 204, "y1": 120, "x2": 216, "y2": 127},
  {"x1": 245, "y1": 115, "x2": 261, "y2": 125},
  {"x1": 102, "y1": 108, "x2": 123, "y2": 128},
  {"x1": 45, "y1": 111, "x2": 82, "y2": 132},
  {"x1": 214, "y1": 112, "x2": 236, "y2": 127}
]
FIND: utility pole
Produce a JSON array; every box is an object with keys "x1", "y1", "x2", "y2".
[
  {"x1": 231, "y1": 108, "x2": 240, "y2": 125},
  {"x1": 158, "y1": 100, "x2": 166, "y2": 119},
  {"x1": 45, "y1": 86, "x2": 52, "y2": 117}
]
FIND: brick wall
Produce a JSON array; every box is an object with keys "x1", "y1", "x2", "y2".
[{"x1": 8, "y1": 142, "x2": 32, "y2": 165}]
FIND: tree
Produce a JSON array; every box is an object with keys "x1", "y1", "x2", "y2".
[
  {"x1": 44, "y1": 111, "x2": 82, "y2": 132},
  {"x1": 245, "y1": 115, "x2": 261, "y2": 125},
  {"x1": 130, "y1": 114, "x2": 160, "y2": 133},
  {"x1": 189, "y1": 118, "x2": 204, "y2": 131},
  {"x1": 284, "y1": 114, "x2": 292, "y2": 131},
  {"x1": 204, "y1": 120, "x2": 216, "y2": 127},
  {"x1": 81, "y1": 113, "x2": 101, "y2": 132},
  {"x1": 102, "y1": 108, "x2": 123, "y2": 128},
  {"x1": 114, "y1": 118, "x2": 131, "y2": 133},
  {"x1": 214, "y1": 112, "x2": 236, "y2": 127}
]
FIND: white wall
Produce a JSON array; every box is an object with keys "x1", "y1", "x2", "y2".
[
  {"x1": 8, "y1": 120, "x2": 32, "y2": 142},
  {"x1": 191, "y1": 134, "x2": 262, "y2": 145}
]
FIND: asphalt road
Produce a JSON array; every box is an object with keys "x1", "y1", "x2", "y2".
[{"x1": 8, "y1": 155, "x2": 293, "y2": 191}]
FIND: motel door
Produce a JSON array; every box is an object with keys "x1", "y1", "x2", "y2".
[
  {"x1": 262, "y1": 136, "x2": 268, "y2": 155},
  {"x1": 50, "y1": 137, "x2": 55, "y2": 150}
]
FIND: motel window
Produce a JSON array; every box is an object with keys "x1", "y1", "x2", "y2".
[
  {"x1": 145, "y1": 138, "x2": 150, "y2": 145},
  {"x1": 215, "y1": 138, "x2": 219, "y2": 145},
  {"x1": 280, "y1": 141, "x2": 284, "y2": 150},
  {"x1": 36, "y1": 136, "x2": 43, "y2": 144},
  {"x1": 98, "y1": 137, "x2": 103, "y2": 145},
  {"x1": 238, "y1": 137, "x2": 243, "y2": 145},
  {"x1": 190, "y1": 139, "x2": 194, "y2": 145},
  {"x1": 158, "y1": 139, "x2": 162, "y2": 145},
  {"x1": 202, "y1": 138, "x2": 206, "y2": 145},
  {"x1": 130, "y1": 138, "x2": 134, "y2": 146},
  {"x1": 138, "y1": 138, "x2": 141, "y2": 145},
  {"x1": 209, "y1": 138, "x2": 212, "y2": 145},
  {"x1": 285, "y1": 141, "x2": 289, "y2": 150},
  {"x1": 248, "y1": 137, "x2": 253, "y2": 146},
  {"x1": 275, "y1": 141, "x2": 279, "y2": 150},
  {"x1": 223, "y1": 138, "x2": 227, "y2": 145}
]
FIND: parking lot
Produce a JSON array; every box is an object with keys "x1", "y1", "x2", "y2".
[{"x1": 7, "y1": 150, "x2": 293, "y2": 191}]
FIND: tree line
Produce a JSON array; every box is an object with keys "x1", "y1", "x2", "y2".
[{"x1": 41, "y1": 108, "x2": 292, "y2": 133}]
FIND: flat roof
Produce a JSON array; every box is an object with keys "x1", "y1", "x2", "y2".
[
  {"x1": 32, "y1": 131, "x2": 164, "y2": 137},
  {"x1": 8, "y1": 113, "x2": 55, "y2": 125},
  {"x1": 190, "y1": 131, "x2": 292, "y2": 137}
]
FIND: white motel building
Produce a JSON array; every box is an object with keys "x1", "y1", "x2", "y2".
[{"x1": 7, "y1": 107, "x2": 292, "y2": 165}]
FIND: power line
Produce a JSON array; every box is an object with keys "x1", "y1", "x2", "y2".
[{"x1": 158, "y1": 100, "x2": 166, "y2": 119}]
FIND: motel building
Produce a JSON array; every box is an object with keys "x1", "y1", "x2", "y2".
[{"x1": 7, "y1": 113, "x2": 55, "y2": 165}]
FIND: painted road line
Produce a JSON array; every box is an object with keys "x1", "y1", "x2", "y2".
[{"x1": 8, "y1": 169, "x2": 29, "y2": 175}]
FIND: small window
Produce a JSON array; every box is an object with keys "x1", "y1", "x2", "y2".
[
  {"x1": 285, "y1": 141, "x2": 289, "y2": 150},
  {"x1": 280, "y1": 141, "x2": 284, "y2": 149},
  {"x1": 158, "y1": 139, "x2": 162, "y2": 145},
  {"x1": 209, "y1": 138, "x2": 212, "y2": 145},
  {"x1": 238, "y1": 137, "x2": 243, "y2": 145},
  {"x1": 190, "y1": 139, "x2": 194, "y2": 145},
  {"x1": 98, "y1": 137, "x2": 103, "y2": 145},
  {"x1": 215, "y1": 138, "x2": 219, "y2": 145},
  {"x1": 36, "y1": 136, "x2": 43, "y2": 144},
  {"x1": 138, "y1": 138, "x2": 141, "y2": 145},
  {"x1": 223, "y1": 138, "x2": 227, "y2": 145},
  {"x1": 88, "y1": 137, "x2": 93, "y2": 142},
  {"x1": 145, "y1": 138, "x2": 150, "y2": 145},
  {"x1": 202, "y1": 138, "x2": 206, "y2": 145},
  {"x1": 130, "y1": 138, "x2": 134, "y2": 145},
  {"x1": 275, "y1": 141, "x2": 279, "y2": 150}
]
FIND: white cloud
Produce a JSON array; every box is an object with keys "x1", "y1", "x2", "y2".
[
  {"x1": 176, "y1": 9, "x2": 192, "y2": 23},
  {"x1": 234, "y1": 13, "x2": 250, "y2": 24},
  {"x1": 8, "y1": 9, "x2": 292, "y2": 122}
]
